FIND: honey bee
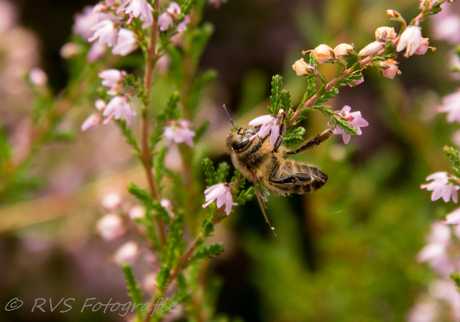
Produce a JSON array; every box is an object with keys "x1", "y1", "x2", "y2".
[{"x1": 224, "y1": 108, "x2": 332, "y2": 233}]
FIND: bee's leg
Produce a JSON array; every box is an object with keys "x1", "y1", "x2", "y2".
[
  {"x1": 286, "y1": 128, "x2": 333, "y2": 155},
  {"x1": 273, "y1": 122, "x2": 286, "y2": 152}
]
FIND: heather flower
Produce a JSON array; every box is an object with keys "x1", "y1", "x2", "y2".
[
  {"x1": 87, "y1": 42, "x2": 107, "y2": 62},
  {"x1": 333, "y1": 43, "x2": 354, "y2": 59},
  {"x1": 248, "y1": 114, "x2": 280, "y2": 147},
  {"x1": 101, "y1": 192, "x2": 122, "y2": 210},
  {"x1": 417, "y1": 222, "x2": 454, "y2": 276},
  {"x1": 421, "y1": 172, "x2": 459, "y2": 203},
  {"x1": 292, "y1": 58, "x2": 314, "y2": 76},
  {"x1": 112, "y1": 28, "x2": 138, "y2": 56},
  {"x1": 347, "y1": 77, "x2": 364, "y2": 87},
  {"x1": 72, "y1": 6, "x2": 98, "y2": 39},
  {"x1": 303, "y1": 44, "x2": 333, "y2": 64},
  {"x1": 358, "y1": 41, "x2": 385, "y2": 56},
  {"x1": 95, "y1": 99, "x2": 107, "y2": 111},
  {"x1": 443, "y1": 208, "x2": 460, "y2": 237},
  {"x1": 129, "y1": 205, "x2": 145, "y2": 220},
  {"x1": 414, "y1": 38, "x2": 430, "y2": 55},
  {"x1": 103, "y1": 96, "x2": 136, "y2": 125},
  {"x1": 202, "y1": 183, "x2": 237, "y2": 216},
  {"x1": 329, "y1": 106, "x2": 369, "y2": 144},
  {"x1": 96, "y1": 214, "x2": 126, "y2": 241},
  {"x1": 29, "y1": 68, "x2": 48, "y2": 86},
  {"x1": 117, "y1": 0, "x2": 153, "y2": 29},
  {"x1": 432, "y1": 13, "x2": 460, "y2": 45},
  {"x1": 374, "y1": 27, "x2": 396, "y2": 41},
  {"x1": 158, "y1": 2, "x2": 190, "y2": 32},
  {"x1": 163, "y1": 120, "x2": 195, "y2": 147},
  {"x1": 88, "y1": 19, "x2": 119, "y2": 47},
  {"x1": 378, "y1": 59, "x2": 400, "y2": 79},
  {"x1": 81, "y1": 113, "x2": 102, "y2": 132},
  {"x1": 113, "y1": 241, "x2": 139, "y2": 266},
  {"x1": 438, "y1": 91, "x2": 460, "y2": 123},
  {"x1": 60, "y1": 42, "x2": 80, "y2": 59},
  {"x1": 99, "y1": 69, "x2": 126, "y2": 95},
  {"x1": 396, "y1": 25, "x2": 423, "y2": 57}
]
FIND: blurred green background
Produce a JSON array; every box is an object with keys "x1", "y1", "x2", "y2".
[{"x1": 1, "y1": 0, "x2": 459, "y2": 321}]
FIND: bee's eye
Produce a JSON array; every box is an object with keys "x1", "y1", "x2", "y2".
[{"x1": 233, "y1": 138, "x2": 250, "y2": 151}]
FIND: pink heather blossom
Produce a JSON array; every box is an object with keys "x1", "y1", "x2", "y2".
[
  {"x1": 60, "y1": 42, "x2": 80, "y2": 59},
  {"x1": 72, "y1": 6, "x2": 98, "y2": 39},
  {"x1": 88, "y1": 19, "x2": 118, "y2": 47},
  {"x1": 163, "y1": 120, "x2": 195, "y2": 147},
  {"x1": 421, "y1": 172, "x2": 459, "y2": 203},
  {"x1": 292, "y1": 58, "x2": 314, "y2": 76},
  {"x1": 307, "y1": 44, "x2": 333, "y2": 64},
  {"x1": 374, "y1": 27, "x2": 396, "y2": 41},
  {"x1": 248, "y1": 114, "x2": 280, "y2": 147},
  {"x1": 415, "y1": 38, "x2": 430, "y2": 55},
  {"x1": 87, "y1": 42, "x2": 107, "y2": 62},
  {"x1": 158, "y1": 2, "x2": 190, "y2": 32},
  {"x1": 443, "y1": 208, "x2": 460, "y2": 237},
  {"x1": 438, "y1": 91, "x2": 460, "y2": 123},
  {"x1": 358, "y1": 41, "x2": 385, "y2": 56},
  {"x1": 101, "y1": 192, "x2": 122, "y2": 210},
  {"x1": 95, "y1": 99, "x2": 107, "y2": 111},
  {"x1": 430, "y1": 280, "x2": 460, "y2": 321},
  {"x1": 129, "y1": 205, "x2": 145, "y2": 220},
  {"x1": 396, "y1": 25, "x2": 423, "y2": 57},
  {"x1": 96, "y1": 214, "x2": 126, "y2": 241},
  {"x1": 378, "y1": 59, "x2": 400, "y2": 79},
  {"x1": 333, "y1": 43, "x2": 354, "y2": 58},
  {"x1": 329, "y1": 106, "x2": 369, "y2": 144},
  {"x1": 29, "y1": 67, "x2": 48, "y2": 86},
  {"x1": 103, "y1": 96, "x2": 136, "y2": 125},
  {"x1": 202, "y1": 183, "x2": 237, "y2": 216},
  {"x1": 112, "y1": 28, "x2": 138, "y2": 56},
  {"x1": 81, "y1": 113, "x2": 102, "y2": 132},
  {"x1": 417, "y1": 222, "x2": 454, "y2": 276},
  {"x1": 118, "y1": 0, "x2": 153, "y2": 29},
  {"x1": 347, "y1": 77, "x2": 364, "y2": 87},
  {"x1": 431, "y1": 4, "x2": 460, "y2": 45},
  {"x1": 113, "y1": 241, "x2": 139, "y2": 266},
  {"x1": 99, "y1": 69, "x2": 126, "y2": 95}
]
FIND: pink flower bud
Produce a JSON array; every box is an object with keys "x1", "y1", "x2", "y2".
[
  {"x1": 113, "y1": 241, "x2": 139, "y2": 266},
  {"x1": 375, "y1": 27, "x2": 396, "y2": 41},
  {"x1": 303, "y1": 44, "x2": 333, "y2": 64},
  {"x1": 414, "y1": 38, "x2": 430, "y2": 55},
  {"x1": 333, "y1": 43, "x2": 354, "y2": 59},
  {"x1": 60, "y1": 42, "x2": 81, "y2": 59},
  {"x1": 129, "y1": 205, "x2": 145, "y2": 220},
  {"x1": 292, "y1": 58, "x2": 314, "y2": 76},
  {"x1": 378, "y1": 59, "x2": 400, "y2": 79},
  {"x1": 358, "y1": 41, "x2": 385, "y2": 56},
  {"x1": 99, "y1": 69, "x2": 126, "y2": 95},
  {"x1": 29, "y1": 68, "x2": 48, "y2": 86},
  {"x1": 96, "y1": 214, "x2": 126, "y2": 241},
  {"x1": 101, "y1": 192, "x2": 122, "y2": 210},
  {"x1": 81, "y1": 113, "x2": 102, "y2": 132},
  {"x1": 95, "y1": 99, "x2": 107, "y2": 111},
  {"x1": 386, "y1": 9, "x2": 400, "y2": 18}
]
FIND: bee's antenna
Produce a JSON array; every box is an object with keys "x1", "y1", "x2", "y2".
[{"x1": 223, "y1": 104, "x2": 240, "y2": 130}]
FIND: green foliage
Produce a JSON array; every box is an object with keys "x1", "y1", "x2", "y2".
[
  {"x1": 200, "y1": 217, "x2": 215, "y2": 237},
  {"x1": 189, "y1": 243, "x2": 225, "y2": 262},
  {"x1": 268, "y1": 75, "x2": 284, "y2": 115},
  {"x1": 122, "y1": 264, "x2": 143, "y2": 318},
  {"x1": 234, "y1": 187, "x2": 255, "y2": 205},
  {"x1": 202, "y1": 158, "x2": 230, "y2": 186},
  {"x1": 116, "y1": 120, "x2": 142, "y2": 159},
  {"x1": 156, "y1": 266, "x2": 171, "y2": 292},
  {"x1": 284, "y1": 127, "x2": 306, "y2": 147},
  {"x1": 451, "y1": 271, "x2": 460, "y2": 292},
  {"x1": 153, "y1": 147, "x2": 168, "y2": 189},
  {"x1": 444, "y1": 146, "x2": 460, "y2": 178},
  {"x1": 158, "y1": 92, "x2": 181, "y2": 122}
]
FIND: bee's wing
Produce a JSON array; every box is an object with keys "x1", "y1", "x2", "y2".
[{"x1": 251, "y1": 170, "x2": 277, "y2": 236}]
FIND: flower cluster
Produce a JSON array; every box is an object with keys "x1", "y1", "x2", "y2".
[{"x1": 421, "y1": 172, "x2": 459, "y2": 203}]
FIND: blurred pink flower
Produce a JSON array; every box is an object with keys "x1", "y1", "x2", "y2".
[
  {"x1": 88, "y1": 19, "x2": 118, "y2": 47},
  {"x1": 103, "y1": 96, "x2": 136, "y2": 125},
  {"x1": 101, "y1": 192, "x2": 122, "y2": 210},
  {"x1": 202, "y1": 183, "x2": 237, "y2": 216},
  {"x1": 81, "y1": 113, "x2": 102, "y2": 132},
  {"x1": 292, "y1": 58, "x2": 314, "y2": 76},
  {"x1": 329, "y1": 106, "x2": 369, "y2": 144},
  {"x1": 438, "y1": 90, "x2": 460, "y2": 123},
  {"x1": 113, "y1": 241, "x2": 139, "y2": 266},
  {"x1": 347, "y1": 77, "x2": 364, "y2": 87},
  {"x1": 96, "y1": 214, "x2": 126, "y2": 241},
  {"x1": 248, "y1": 114, "x2": 280, "y2": 147},
  {"x1": 118, "y1": 0, "x2": 153, "y2": 29},
  {"x1": 29, "y1": 67, "x2": 48, "y2": 86},
  {"x1": 163, "y1": 120, "x2": 195, "y2": 147},
  {"x1": 396, "y1": 25, "x2": 423, "y2": 57},
  {"x1": 87, "y1": 42, "x2": 107, "y2": 62},
  {"x1": 72, "y1": 6, "x2": 98, "y2": 39},
  {"x1": 99, "y1": 69, "x2": 126, "y2": 95},
  {"x1": 432, "y1": 6, "x2": 460, "y2": 45},
  {"x1": 112, "y1": 28, "x2": 138, "y2": 56},
  {"x1": 406, "y1": 299, "x2": 439, "y2": 322},
  {"x1": 443, "y1": 208, "x2": 460, "y2": 237},
  {"x1": 417, "y1": 222, "x2": 454, "y2": 276},
  {"x1": 421, "y1": 172, "x2": 459, "y2": 203},
  {"x1": 158, "y1": 2, "x2": 190, "y2": 31},
  {"x1": 60, "y1": 42, "x2": 81, "y2": 59}
]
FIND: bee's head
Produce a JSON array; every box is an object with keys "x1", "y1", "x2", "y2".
[{"x1": 227, "y1": 126, "x2": 258, "y2": 153}]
